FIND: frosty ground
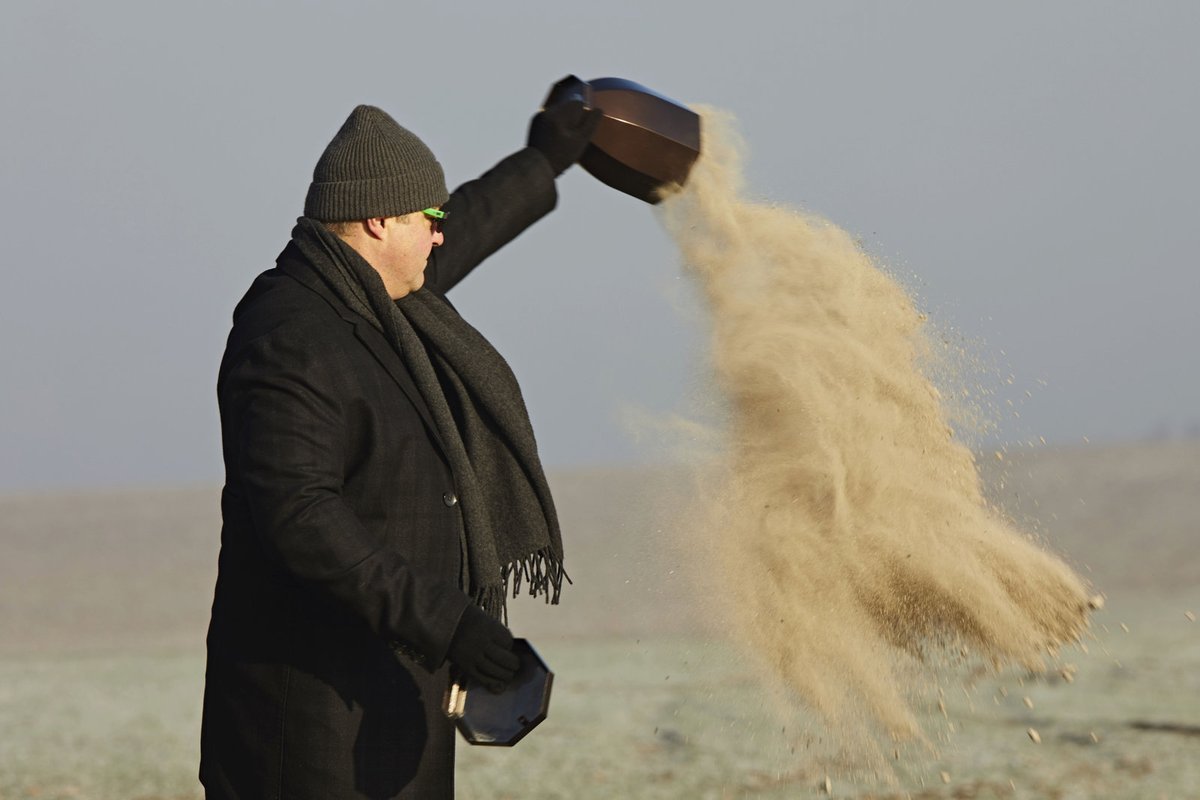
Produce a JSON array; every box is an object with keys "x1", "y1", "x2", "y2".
[{"x1": 1, "y1": 440, "x2": 1197, "y2": 799}]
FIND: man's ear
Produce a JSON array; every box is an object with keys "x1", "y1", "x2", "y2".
[{"x1": 365, "y1": 217, "x2": 388, "y2": 240}]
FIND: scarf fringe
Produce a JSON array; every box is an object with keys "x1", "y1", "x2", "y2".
[{"x1": 476, "y1": 549, "x2": 571, "y2": 624}]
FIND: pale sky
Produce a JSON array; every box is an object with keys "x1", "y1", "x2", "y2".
[{"x1": 2, "y1": 1, "x2": 1197, "y2": 491}]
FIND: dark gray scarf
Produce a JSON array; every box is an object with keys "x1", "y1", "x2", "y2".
[{"x1": 290, "y1": 217, "x2": 565, "y2": 621}]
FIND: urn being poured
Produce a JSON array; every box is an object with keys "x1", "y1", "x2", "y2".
[{"x1": 544, "y1": 75, "x2": 702, "y2": 203}]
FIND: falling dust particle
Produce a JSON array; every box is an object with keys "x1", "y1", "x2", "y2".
[{"x1": 656, "y1": 108, "x2": 1093, "y2": 748}]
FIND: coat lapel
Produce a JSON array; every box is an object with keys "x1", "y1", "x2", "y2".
[
  {"x1": 276, "y1": 246, "x2": 450, "y2": 454},
  {"x1": 349, "y1": 318, "x2": 449, "y2": 453}
]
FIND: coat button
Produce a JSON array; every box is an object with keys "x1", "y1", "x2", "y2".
[{"x1": 442, "y1": 492, "x2": 458, "y2": 507}]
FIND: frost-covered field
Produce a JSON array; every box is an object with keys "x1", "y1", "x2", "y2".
[
  {"x1": 2, "y1": 620, "x2": 1198, "y2": 800},
  {"x1": 2, "y1": 441, "x2": 1197, "y2": 799}
]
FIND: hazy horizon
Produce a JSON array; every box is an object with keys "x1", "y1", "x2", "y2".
[{"x1": 3, "y1": 1, "x2": 1197, "y2": 491}]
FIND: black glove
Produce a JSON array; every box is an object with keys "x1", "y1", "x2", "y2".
[
  {"x1": 446, "y1": 604, "x2": 520, "y2": 693},
  {"x1": 527, "y1": 87, "x2": 603, "y2": 176}
]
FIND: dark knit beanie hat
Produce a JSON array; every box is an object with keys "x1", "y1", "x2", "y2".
[{"x1": 304, "y1": 105, "x2": 449, "y2": 222}]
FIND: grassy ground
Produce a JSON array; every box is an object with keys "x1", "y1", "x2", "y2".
[
  {"x1": 2, "y1": 441, "x2": 1198, "y2": 798},
  {"x1": 2, "y1": 602, "x2": 1197, "y2": 800}
]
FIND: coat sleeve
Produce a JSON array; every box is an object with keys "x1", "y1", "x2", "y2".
[
  {"x1": 220, "y1": 318, "x2": 471, "y2": 667},
  {"x1": 424, "y1": 147, "x2": 558, "y2": 294}
]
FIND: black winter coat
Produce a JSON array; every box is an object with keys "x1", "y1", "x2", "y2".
[{"x1": 200, "y1": 148, "x2": 557, "y2": 799}]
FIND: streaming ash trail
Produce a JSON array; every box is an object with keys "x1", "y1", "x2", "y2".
[{"x1": 657, "y1": 108, "x2": 1092, "y2": 743}]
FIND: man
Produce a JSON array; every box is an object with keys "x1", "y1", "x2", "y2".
[{"x1": 201, "y1": 88, "x2": 601, "y2": 799}]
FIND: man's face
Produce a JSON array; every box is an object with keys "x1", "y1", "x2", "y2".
[{"x1": 376, "y1": 210, "x2": 444, "y2": 298}]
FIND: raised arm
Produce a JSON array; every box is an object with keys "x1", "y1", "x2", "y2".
[
  {"x1": 424, "y1": 147, "x2": 558, "y2": 294},
  {"x1": 425, "y1": 91, "x2": 602, "y2": 294}
]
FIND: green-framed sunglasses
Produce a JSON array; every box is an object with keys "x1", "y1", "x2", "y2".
[{"x1": 422, "y1": 207, "x2": 447, "y2": 233}]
